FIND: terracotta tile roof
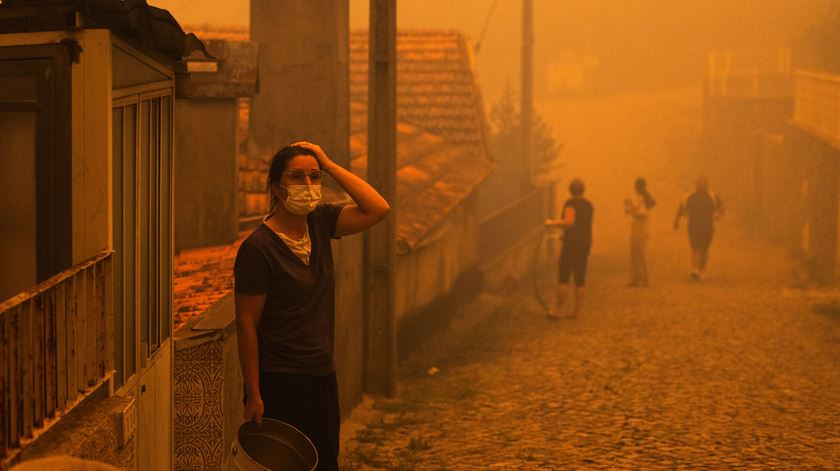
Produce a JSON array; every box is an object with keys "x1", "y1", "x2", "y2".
[
  {"x1": 349, "y1": 30, "x2": 495, "y2": 252},
  {"x1": 173, "y1": 239, "x2": 241, "y2": 331},
  {"x1": 349, "y1": 30, "x2": 492, "y2": 159},
  {"x1": 350, "y1": 123, "x2": 494, "y2": 254}
]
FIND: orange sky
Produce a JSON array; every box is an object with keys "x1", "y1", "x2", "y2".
[{"x1": 155, "y1": 0, "x2": 830, "y2": 103}]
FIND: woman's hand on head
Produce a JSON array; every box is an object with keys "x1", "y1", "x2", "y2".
[
  {"x1": 244, "y1": 394, "x2": 265, "y2": 426},
  {"x1": 292, "y1": 141, "x2": 335, "y2": 170}
]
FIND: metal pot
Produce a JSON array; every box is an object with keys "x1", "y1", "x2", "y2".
[{"x1": 225, "y1": 418, "x2": 318, "y2": 471}]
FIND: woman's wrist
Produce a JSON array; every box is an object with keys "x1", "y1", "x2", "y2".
[
  {"x1": 321, "y1": 159, "x2": 341, "y2": 175},
  {"x1": 245, "y1": 383, "x2": 261, "y2": 400}
]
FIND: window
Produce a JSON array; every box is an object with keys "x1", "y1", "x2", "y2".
[{"x1": 112, "y1": 90, "x2": 173, "y2": 389}]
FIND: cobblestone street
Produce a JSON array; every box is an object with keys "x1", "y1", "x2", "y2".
[{"x1": 339, "y1": 89, "x2": 840, "y2": 469}]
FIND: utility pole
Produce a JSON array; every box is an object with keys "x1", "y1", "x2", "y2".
[
  {"x1": 521, "y1": 0, "x2": 534, "y2": 191},
  {"x1": 365, "y1": 0, "x2": 397, "y2": 397}
]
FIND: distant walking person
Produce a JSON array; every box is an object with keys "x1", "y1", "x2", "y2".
[
  {"x1": 673, "y1": 177, "x2": 724, "y2": 281},
  {"x1": 625, "y1": 177, "x2": 656, "y2": 287},
  {"x1": 545, "y1": 178, "x2": 594, "y2": 318}
]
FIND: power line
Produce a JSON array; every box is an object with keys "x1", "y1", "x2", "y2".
[{"x1": 474, "y1": 0, "x2": 500, "y2": 55}]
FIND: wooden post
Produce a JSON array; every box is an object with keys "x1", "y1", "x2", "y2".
[
  {"x1": 365, "y1": 0, "x2": 397, "y2": 397},
  {"x1": 21, "y1": 302, "x2": 32, "y2": 438},
  {"x1": 521, "y1": 0, "x2": 534, "y2": 190},
  {"x1": 33, "y1": 295, "x2": 44, "y2": 427},
  {"x1": 1, "y1": 305, "x2": 7, "y2": 457},
  {"x1": 9, "y1": 306, "x2": 20, "y2": 447}
]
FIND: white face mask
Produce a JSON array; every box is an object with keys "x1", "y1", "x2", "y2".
[{"x1": 280, "y1": 184, "x2": 321, "y2": 215}]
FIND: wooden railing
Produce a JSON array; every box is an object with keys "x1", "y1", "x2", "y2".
[
  {"x1": 0, "y1": 250, "x2": 114, "y2": 459},
  {"x1": 793, "y1": 70, "x2": 840, "y2": 148}
]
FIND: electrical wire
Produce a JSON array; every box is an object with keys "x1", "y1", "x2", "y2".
[{"x1": 474, "y1": 0, "x2": 500, "y2": 55}]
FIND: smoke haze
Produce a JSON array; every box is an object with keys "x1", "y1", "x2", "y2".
[{"x1": 155, "y1": 0, "x2": 829, "y2": 104}]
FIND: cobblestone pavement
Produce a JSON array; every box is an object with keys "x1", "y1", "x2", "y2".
[
  {"x1": 340, "y1": 225, "x2": 839, "y2": 469},
  {"x1": 339, "y1": 90, "x2": 840, "y2": 469}
]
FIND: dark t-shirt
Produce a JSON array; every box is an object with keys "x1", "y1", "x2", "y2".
[
  {"x1": 685, "y1": 191, "x2": 721, "y2": 234},
  {"x1": 234, "y1": 203, "x2": 344, "y2": 375},
  {"x1": 562, "y1": 197, "x2": 594, "y2": 249}
]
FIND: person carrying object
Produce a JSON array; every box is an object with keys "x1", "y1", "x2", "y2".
[{"x1": 234, "y1": 142, "x2": 389, "y2": 470}]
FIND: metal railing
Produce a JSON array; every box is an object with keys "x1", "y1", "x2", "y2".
[
  {"x1": 0, "y1": 250, "x2": 114, "y2": 459},
  {"x1": 793, "y1": 70, "x2": 840, "y2": 148}
]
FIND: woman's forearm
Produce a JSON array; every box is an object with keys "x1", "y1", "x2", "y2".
[
  {"x1": 324, "y1": 161, "x2": 389, "y2": 217},
  {"x1": 237, "y1": 325, "x2": 261, "y2": 400}
]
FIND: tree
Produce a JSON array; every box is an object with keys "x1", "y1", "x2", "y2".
[
  {"x1": 489, "y1": 83, "x2": 563, "y2": 184},
  {"x1": 797, "y1": 1, "x2": 840, "y2": 73}
]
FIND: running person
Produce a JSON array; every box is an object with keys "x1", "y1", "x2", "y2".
[
  {"x1": 673, "y1": 176, "x2": 724, "y2": 281},
  {"x1": 545, "y1": 178, "x2": 594, "y2": 318}
]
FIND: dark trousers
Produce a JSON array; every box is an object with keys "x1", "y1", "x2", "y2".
[{"x1": 259, "y1": 371, "x2": 341, "y2": 471}]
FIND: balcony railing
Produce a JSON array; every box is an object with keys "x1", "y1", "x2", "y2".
[
  {"x1": 0, "y1": 250, "x2": 114, "y2": 460},
  {"x1": 793, "y1": 70, "x2": 840, "y2": 149},
  {"x1": 706, "y1": 49, "x2": 793, "y2": 99}
]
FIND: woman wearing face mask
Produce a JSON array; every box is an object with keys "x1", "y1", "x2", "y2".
[{"x1": 234, "y1": 142, "x2": 389, "y2": 470}]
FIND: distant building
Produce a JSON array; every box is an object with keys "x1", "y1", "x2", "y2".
[
  {"x1": 176, "y1": 38, "x2": 258, "y2": 252},
  {"x1": 766, "y1": 70, "x2": 840, "y2": 282},
  {"x1": 702, "y1": 48, "x2": 794, "y2": 225}
]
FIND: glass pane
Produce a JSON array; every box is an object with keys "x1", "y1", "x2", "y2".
[
  {"x1": 140, "y1": 99, "x2": 150, "y2": 364},
  {"x1": 112, "y1": 106, "x2": 124, "y2": 388},
  {"x1": 0, "y1": 111, "x2": 37, "y2": 301},
  {"x1": 150, "y1": 97, "x2": 159, "y2": 352},
  {"x1": 160, "y1": 95, "x2": 172, "y2": 341},
  {"x1": 125, "y1": 103, "x2": 137, "y2": 378}
]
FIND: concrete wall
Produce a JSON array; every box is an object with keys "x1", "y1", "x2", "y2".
[
  {"x1": 799, "y1": 133, "x2": 840, "y2": 282},
  {"x1": 248, "y1": 0, "x2": 350, "y2": 168},
  {"x1": 760, "y1": 127, "x2": 840, "y2": 283},
  {"x1": 17, "y1": 385, "x2": 135, "y2": 470},
  {"x1": 174, "y1": 98, "x2": 239, "y2": 252},
  {"x1": 395, "y1": 198, "x2": 480, "y2": 321},
  {"x1": 331, "y1": 233, "x2": 366, "y2": 417},
  {"x1": 758, "y1": 132, "x2": 807, "y2": 253}
]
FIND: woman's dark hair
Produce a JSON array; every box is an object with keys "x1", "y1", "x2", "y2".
[
  {"x1": 267, "y1": 145, "x2": 319, "y2": 211},
  {"x1": 635, "y1": 177, "x2": 656, "y2": 209},
  {"x1": 569, "y1": 178, "x2": 585, "y2": 197}
]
